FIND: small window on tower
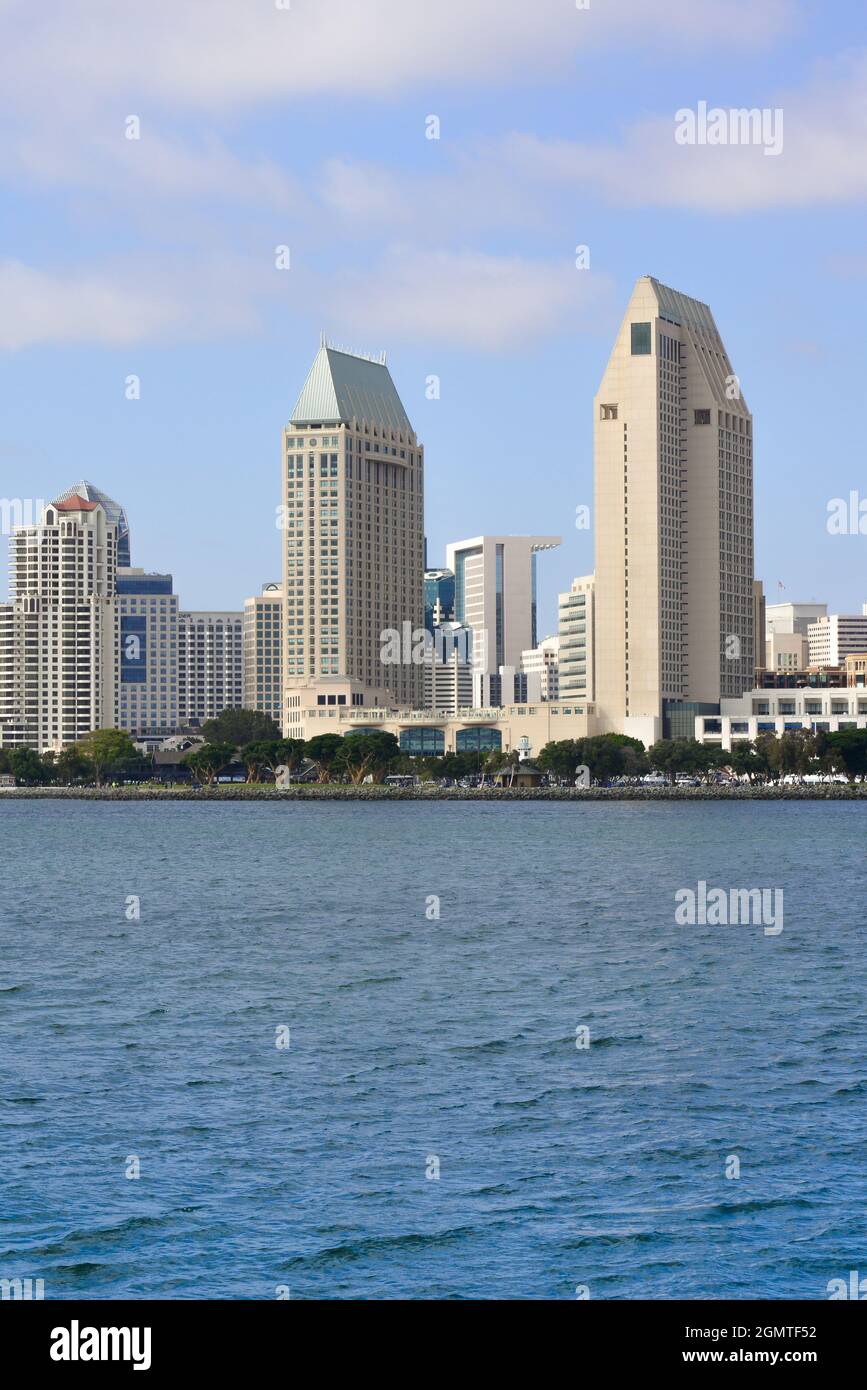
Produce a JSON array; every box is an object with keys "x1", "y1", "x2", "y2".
[
  {"x1": 631, "y1": 322, "x2": 651, "y2": 354},
  {"x1": 600, "y1": 404, "x2": 618, "y2": 421},
  {"x1": 694, "y1": 409, "x2": 711, "y2": 425}
]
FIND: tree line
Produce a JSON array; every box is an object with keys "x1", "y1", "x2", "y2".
[{"x1": 2, "y1": 711, "x2": 866, "y2": 786}]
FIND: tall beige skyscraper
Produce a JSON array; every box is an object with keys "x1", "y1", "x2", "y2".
[
  {"x1": 281, "y1": 339, "x2": 424, "y2": 721},
  {"x1": 594, "y1": 276, "x2": 754, "y2": 740},
  {"x1": 243, "y1": 583, "x2": 283, "y2": 726}
]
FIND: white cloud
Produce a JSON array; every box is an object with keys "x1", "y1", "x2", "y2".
[
  {"x1": 500, "y1": 52, "x2": 867, "y2": 211},
  {"x1": 0, "y1": 0, "x2": 792, "y2": 114},
  {"x1": 323, "y1": 246, "x2": 612, "y2": 351},
  {"x1": 0, "y1": 257, "x2": 263, "y2": 350}
]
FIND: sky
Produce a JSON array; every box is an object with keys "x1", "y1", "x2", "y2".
[{"x1": 1, "y1": 0, "x2": 866, "y2": 636}]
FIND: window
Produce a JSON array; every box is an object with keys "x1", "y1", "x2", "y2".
[
  {"x1": 631, "y1": 322, "x2": 651, "y2": 355},
  {"x1": 600, "y1": 404, "x2": 618, "y2": 421},
  {"x1": 694, "y1": 409, "x2": 711, "y2": 425}
]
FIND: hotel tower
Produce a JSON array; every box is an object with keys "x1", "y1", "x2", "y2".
[
  {"x1": 594, "y1": 276, "x2": 754, "y2": 740},
  {"x1": 281, "y1": 339, "x2": 425, "y2": 721}
]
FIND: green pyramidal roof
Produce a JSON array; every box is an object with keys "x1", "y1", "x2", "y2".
[{"x1": 290, "y1": 340, "x2": 413, "y2": 434}]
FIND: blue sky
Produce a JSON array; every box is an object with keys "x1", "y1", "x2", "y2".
[{"x1": 1, "y1": 0, "x2": 866, "y2": 635}]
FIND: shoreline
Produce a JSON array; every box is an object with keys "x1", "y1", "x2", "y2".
[{"x1": 1, "y1": 784, "x2": 865, "y2": 802}]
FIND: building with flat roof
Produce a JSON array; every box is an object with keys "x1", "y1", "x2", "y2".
[
  {"x1": 558, "y1": 575, "x2": 594, "y2": 701},
  {"x1": 282, "y1": 674, "x2": 597, "y2": 758},
  {"x1": 444, "y1": 534, "x2": 561, "y2": 677},
  {"x1": 765, "y1": 601, "x2": 827, "y2": 637},
  {"x1": 117, "y1": 568, "x2": 179, "y2": 741},
  {"x1": 807, "y1": 609, "x2": 867, "y2": 667},
  {"x1": 178, "y1": 611, "x2": 244, "y2": 727},
  {"x1": 244, "y1": 583, "x2": 283, "y2": 727}
]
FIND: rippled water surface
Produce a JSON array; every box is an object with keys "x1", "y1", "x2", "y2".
[{"x1": 1, "y1": 799, "x2": 865, "y2": 1299}]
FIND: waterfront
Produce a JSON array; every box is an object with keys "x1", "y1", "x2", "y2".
[{"x1": 1, "y1": 801, "x2": 865, "y2": 1299}]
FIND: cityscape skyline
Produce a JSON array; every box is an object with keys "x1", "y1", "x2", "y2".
[{"x1": 3, "y1": 4, "x2": 867, "y2": 625}]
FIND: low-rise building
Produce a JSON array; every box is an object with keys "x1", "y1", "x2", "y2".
[
  {"x1": 284, "y1": 675, "x2": 597, "y2": 757},
  {"x1": 694, "y1": 684, "x2": 867, "y2": 749}
]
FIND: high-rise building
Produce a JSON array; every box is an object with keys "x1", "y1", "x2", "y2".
[
  {"x1": 521, "y1": 635, "x2": 559, "y2": 701},
  {"x1": 557, "y1": 575, "x2": 595, "y2": 702},
  {"x1": 0, "y1": 491, "x2": 119, "y2": 752},
  {"x1": 117, "y1": 568, "x2": 179, "y2": 741},
  {"x1": 178, "y1": 611, "x2": 244, "y2": 727},
  {"x1": 807, "y1": 609, "x2": 867, "y2": 667},
  {"x1": 594, "y1": 276, "x2": 754, "y2": 740},
  {"x1": 243, "y1": 583, "x2": 283, "y2": 727},
  {"x1": 422, "y1": 621, "x2": 474, "y2": 713},
  {"x1": 281, "y1": 338, "x2": 425, "y2": 723},
  {"x1": 444, "y1": 535, "x2": 561, "y2": 677},
  {"x1": 752, "y1": 580, "x2": 766, "y2": 674},
  {"x1": 424, "y1": 568, "x2": 455, "y2": 632},
  {"x1": 54, "y1": 480, "x2": 131, "y2": 568}
]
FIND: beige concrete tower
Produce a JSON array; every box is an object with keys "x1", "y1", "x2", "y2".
[
  {"x1": 281, "y1": 339, "x2": 424, "y2": 725},
  {"x1": 594, "y1": 276, "x2": 754, "y2": 740}
]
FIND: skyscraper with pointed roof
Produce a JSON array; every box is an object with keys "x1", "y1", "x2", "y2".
[
  {"x1": 281, "y1": 340, "x2": 424, "y2": 716},
  {"x1": 594, "y1": 276, "x2": 755, "y2": 739}
]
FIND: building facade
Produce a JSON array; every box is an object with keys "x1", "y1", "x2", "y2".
[
  {"x1": 444, "y1": 534, "x2": 561, "y2": 677},
  {"x1": 0, "y1": 492, "x2": 119, "y2": 752},
  {"x1": 244, "y1": 583, "x2": 283, "y2": 727},
  {"x1": 521, "y1": 635, "x2": 559, "y2": 701},
  {"x1": 283, "y1": 675, "x2": 596, "y2": 757},
  {"x1": 117, "y1": 569, "x2": 179, "y2": 741},
  {"x1": 807, "y1": 609, "x2": 867, "y2": 667},
  {"x1": 281, "y1": 339, "x2": 425, "y2": 724},
  {"x1": 765, "y1": 601, "x2": 827, "y2": 638},
  {"x1": 695, "y1": 684, "x2": 867, "y2": 749},
  {"x1": 178, "y1": 611, "x2": 244, "y2": 727},
  {"x1": 424, "y1": 568, "x2": 455, "y2": 631},
  {"x1": 594, "y1": 276, "x2": 754, "y2": 742},
  {"x1": 557, "y1": 575, "x2": 595, "y2": 701}
]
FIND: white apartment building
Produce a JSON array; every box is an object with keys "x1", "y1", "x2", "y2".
[
  {"x1": 422, "y1": 621, "x2": 474, "y2": 714},
  {"x1": 594, "y1": 277, "x2": 755, "y2": 743},
  {"x1": 695, "y1": 685, "x2": 867, "y2": 749},
  {"x1": 521, "y1": 635, "x2": 559, "y2": 701},
  {"x1": 0, "y1": 491, "x2": 119, "y2": 752},
  {"x1": 281, "y1": 338, "x2": 425, "y2": 723},
  {"x1": 558, "y1": 575, "x2": 595, "y2": 701},
  {"x1": 444, "y1": 535, "x2": 561, "y2": 677},
  {"x1": 244, "y1": 583, "x2": 283, "y2": 727},
  {"x1": 807, "y1": 609, "x2": 867, "y2": 667},
  {"x1": 178, "y1": 611, "x2": 244, "y2": 727}
]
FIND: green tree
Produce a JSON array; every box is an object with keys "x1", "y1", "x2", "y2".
[
  {"x1": 824, "y1": 728, "x2": 867, "y2": 782},
  {"x1": 9, "y1": 746, "x2": 49, "y2": 785},
  {"x1": 727, "y1": 739, "x2": 766, "y2": 783},
  {"x1": 77, "y1": 730, "x2": 137, "y2": 786},
  {"x1": 304, "y1": 733, "x2": 345, "y2": 783},
  {"x1": 183, "y1": 743, "x2": 236, "y2": 786},
  {"x1": 56, "y1": 747, "x2": 95, "y2": 785},
  {"x1": 755, "y1": 732, "x2": 783, "y2": 781},
  {"x1": 201, "y1": 708, "x2": 281, "y2": 750},
  {"x1": 334, "y1": 731, "x2": 400, "y2": 785},
  {"x1": 537, "y1": 739, "x2": 585, "y2": 781}
]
